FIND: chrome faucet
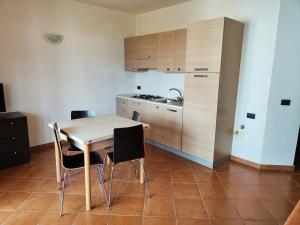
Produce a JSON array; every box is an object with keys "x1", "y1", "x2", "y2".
[{"x1": 169, "y1": 88, "x2": 183, "y2": 102}]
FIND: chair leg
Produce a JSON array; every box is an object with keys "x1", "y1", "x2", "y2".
[
  {"x1": 59, "y1": 169, "x2": 66, "y2": 216},
  {"x1": 141, "y1": 162, "x2": 151, "y2": 198},
  {"x1": 108, "y1": 165, "x2": 114, "y2": 207},
  {"x1": 97, "y1": 165, "x2": 108, "y2": 206}
]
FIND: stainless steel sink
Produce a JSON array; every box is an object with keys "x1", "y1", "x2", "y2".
[{"x1": 153, "y1": 98, "x2": 183, "y2": 106}]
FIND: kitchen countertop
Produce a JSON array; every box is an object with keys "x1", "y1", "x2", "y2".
[{"x1": 117, "y1": 93, "x2": 183, "y2": 109}]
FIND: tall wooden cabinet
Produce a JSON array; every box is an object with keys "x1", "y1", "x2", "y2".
[{"x1": 182, "y1": 17, "x2": 244, "y2": 167}]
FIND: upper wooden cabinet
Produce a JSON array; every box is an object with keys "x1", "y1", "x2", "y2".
[
  {"x1": 186, "y1": 17, "x2": 243, "y2": 73},
  {"x1": 124, "y1": 34, "x2": 157, "y2": 71},
  {"x1": 156, "y1": 29, "x2": 187, "y2": 72}
]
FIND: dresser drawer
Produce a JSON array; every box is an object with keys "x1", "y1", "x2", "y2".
[
  {"x1": 0, "y1": 117, "x2": 28, "y2": 138},
  {"x1": 0, "y1": 136, "x2": 29, "y2": 154},
  {"x1": 0, "y1": 150, "x2": 30, "y2": 169}
]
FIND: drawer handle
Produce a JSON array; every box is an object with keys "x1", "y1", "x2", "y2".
[
  {"x1": 10, "y1": 122, "x2": 14, "y2": 125},
  {"x1": 194, "y1": 74, "x2": 208, "y2": 78},
  {"x1": 166, "y1": 68, "x2": 170, "y2": 71},
  {"x1": 167, "y1": 109, "x2": 177, "y2": 112},
  {"x1": 137, "y1": 56, "x2": 151, "y2": 60},
  {"x1": 177, "y1": 68, "x2": 181, "y2": 71},
  {"x1": 194, "y1": 68, "x2": 208, "y2": 71},
  {"x1": 12, "y1": 137, "x2": 16, "y2": 141}
]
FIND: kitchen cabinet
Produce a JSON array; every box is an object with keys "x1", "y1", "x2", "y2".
[
  {"x1": 116, "y1": 97, "x2": 182, "y2": 150},
  {"x1": 183, "y1": 17, "x2": 244, "y2": 167},
  {"x1": 155, "y1": 29, "x2": 187, "y2": 72},
  {"x1": 116, "y1": 98, "x2": 131, "y2": 119},
  {"x1": 182, "y1": 73, "x2": 219, "y2": 162},
  {"x1": 124, "y1": 34, "x2": 157, "y2": 71},
  {"x1": 186, "y1": 17, "x2": 243, "y2": 73}
]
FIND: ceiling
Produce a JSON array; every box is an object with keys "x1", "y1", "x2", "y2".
[{"x1": 74, "y1": 0, "x2": 190, "y2": 14}]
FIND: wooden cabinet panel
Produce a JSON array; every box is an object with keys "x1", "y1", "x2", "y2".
[
  {"x1": 116, "y1": 98, "x2": 131, "y2": 119},
  {"x1": 124, "y1": 37, "x2": 137, "y2": 71},
  {"x1": 156, "y1": 29, "x2": 187, "y2": 72},
  {"x1": 136, "y1": 34, "x2": 157, "y2": 69},
  {"x1": 157, "y1": 31, "x2": 175, "y2": 72},
  {"x1": 174, "y1": 29, "x2": 187, "y2": 72},
  {"x1": 182, "y1": 73, "x2": 220, "y2": 162},
  {"x1": 186, "y1": 18, "x2": 224, "y2": 73}
]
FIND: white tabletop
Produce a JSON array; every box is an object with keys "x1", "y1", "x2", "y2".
[{"x1": 48, "y1": 114, "x2": 150, "y2": 145}]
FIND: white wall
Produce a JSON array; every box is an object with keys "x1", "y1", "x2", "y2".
[
  {"x1": 0, "y1": 0, "x2": 136, "y2": 146},
  {"x1": 135, "y1": 71, "x2": 184, "y2": 98},
  {"x1": 135, "y1": 0, "x2": 281, "y2": 164},
  {"x1": 261, "y1": 0, "x2": 300, "y2": 165}
]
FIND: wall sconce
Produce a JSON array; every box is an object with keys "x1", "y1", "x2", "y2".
[{"x1": 44, "y1": 33, "x2": 64, "y2": 44}]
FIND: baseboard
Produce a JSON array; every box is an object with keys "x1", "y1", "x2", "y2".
[{"x1": 230, "y1": 155, "x2": 295, "y2": 172}]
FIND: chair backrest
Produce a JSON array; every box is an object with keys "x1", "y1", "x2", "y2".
[
  {"x1": 113, "y1": 125, "x2": 144, "y2": 164},
  {"x1": 71, "y1": 110, "x2": 95, "y2": 120},
  {"x1": 132, "y1": 111, "x2": 140, "y2": 121},
  {"x1": 52, "y1": 123, "x2": 64, "y2": 168}
]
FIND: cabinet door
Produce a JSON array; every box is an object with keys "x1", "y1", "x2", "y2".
[
  {"x1": 186, "y1": 18, "x2": 224, "y2": 73},
  {"x1": 136, "y1": 34, "x2": 157, "y2": 69},
  {"x1": 157, "y1": 31, "x2": 175, "y2": 72},
  {"x1": 124, "y1": 37, "x2": 137, "y2": 71},
  {"x1": 174, "y1": 29, "x2": 187, "y2": 72},
  {"x1": 182, "y1": 73, "x2": 220, "y2": 162},
  {"x1": 116, "y1": 98, "x2": 131, "y2": 119}
]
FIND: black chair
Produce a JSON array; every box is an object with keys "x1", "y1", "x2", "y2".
[
  {"x1": 107, "y1": 124, "x2": 150, "y2": 206},
  {"x1": 132, "y1": 111, "x2": 140, "y2": 121},
  {"x1": 52, "y1": 123, "x2": 108, "y2": 216},
  {"x1": 69, "y1": 110, "x2": 95, "y2": 152}
]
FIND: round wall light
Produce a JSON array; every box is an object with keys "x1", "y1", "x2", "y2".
[{"x1": 44, "y1": 33, "x2": 64, "y2": 44}]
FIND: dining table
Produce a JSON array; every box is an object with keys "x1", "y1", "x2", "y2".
[{"x1": 48, "y1": 114, "x2": 150, "y2": 211}]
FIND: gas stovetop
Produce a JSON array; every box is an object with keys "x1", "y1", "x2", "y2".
[{"x1": 132, "y1": 94, "x2": 163, "y2": 100}]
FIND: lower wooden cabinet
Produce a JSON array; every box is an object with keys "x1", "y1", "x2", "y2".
[{"x1": 116, "y1": 97, "x2": 182, "y2": 150}]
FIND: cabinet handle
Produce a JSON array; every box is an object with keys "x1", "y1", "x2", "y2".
[
  {"x1": 10, "y1": 122, "x2": 14, "y2": 125},
  {"x1": 166, "y1": 68, "x2": 170, "y2": 71},
  {"x1": 194, "y1": 74, "x2": 208, "y2": 78},
  {"x1": 14, "y1": 151, "x2": 17, "y2": 155},
  {"x1": 12, "y1": 137, "x2": 16, "y2": 141},
  {"x1": 177, "y1": 68, "x2": 181, "y2": 71},
  {"x1": 137, "y1": 56, "x2": 151, "y2": 60},
  {"x1": 167, "y1": 109, "x2": 177, "y2": 112},
  {"x1": 156, "y1": 106, "x2": 159, "y2": 109},
  {"x1": 194, "y1": 68, "x2": 208, "y2": 71}
]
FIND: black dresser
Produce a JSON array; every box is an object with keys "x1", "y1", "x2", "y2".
[{"x1": 0, "y1": 112, "x2": 30, "y2": 170}]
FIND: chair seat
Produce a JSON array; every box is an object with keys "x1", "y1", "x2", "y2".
[{"x1": 63, "y1": 151, "x2": 103, "y2": 169}]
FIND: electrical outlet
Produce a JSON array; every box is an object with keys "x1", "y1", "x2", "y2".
[{"x1": 137, "y1": 86, "x2": 141, "y2": 90}]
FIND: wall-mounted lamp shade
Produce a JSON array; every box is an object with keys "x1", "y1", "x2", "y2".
[{"x1": 44, "y1": 33, "x2": 63, "y2": 44}]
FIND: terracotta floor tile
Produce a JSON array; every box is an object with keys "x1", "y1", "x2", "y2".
[
  {"x1": 204, "y1": 199, "x2": 240, "y2": 219},
  {"x1": 2, "y1": 164, "x2": 32, "y2": 178},
  {"x1": 243, "y1": 221, "x2": 278, "y2": 225},
  {"x1": 142, "y1": 216, "x2": 176, "y2": 225},
  {"x1": 145, "y1": 161, "x2": 170, "y2": 171},
  {"x1": 79, "y1": 194, "x2": 110, "y2": 214},
  {"x1": 148, "y1": 170, "x2": 171, "y2": 183},
  {"x1": 3, "y1": 211, "x2": 44, "y2": 225},
  {"x1": 25, "y1": 166, "x2": 56, "y2": 178},
  {"x1": 172, "y1": 183, "x2": 201, "y2": 198},
  {"x1": 198, "y1": 183, "x2": 229, "y2": 199},
  {"x1": 171, "y1": 171, "x2": 196, "y2": 183},
  {"x1": 224, "y1": 184, "x2": 258, "y2": 200},
  {"x1": 210, "y1": 219, "x2": 245, "y2": 225},
  {"x1": 0, "y1": 177, "x2": 22, "y2": 191},
  {"x1": 261, "y1": 199, "x2": 294, "y2": 220},
  {"x1": 194, "y1": 172, "x2": 221, "y2": 184},
  {"x1": 117, "y1": 181, "x2": 145, "y2": 197},
  {"x1": 38, "y1": 212, "x2": 76, "y2": 225},
  {"x1": 108, "y1": 215, "x2": 142, "y2": 225},
  {"x1": 17, "y1": 193, "x2": 57, "y2": 211},
  {"x1": 214, "y1": 163, "x2": 238, "y2": 173},
  {"x1": 144, "y1": 197, "x2": 175, "y2": 217},
  {"x1": 12, "y1": 178, "x2": 45, "y2": 192},
  {"x1": 250, "y1": 186, "x2": 287, "y2": 201},
  {"x1": 275, "y1": 186, "x2": 300, "y2": 205},
  {"x1": 49, "y1": 194, "x2": 84, "y2": 213},
  {"x1": 218, "y1": 173, "x2": 269, "y2": 185},
  {"x1": 174, "y1": 198, "x2": 207, "y2": 218},
  {"x1": 0, "y1": 192, "x2": 30, "y2": 210},
  {"x1": 148, "y1": 182, "x2": 173, "y2": 197},
  {"x1": 0, "y1": 211, "x2": 12, "y2": 224},
  {"x1": 177, "y1": 218, "x2": 210, "y2": 225},
  {"x1": 233, "y1": 200, "x2": 273, "y2": 220},
  {"x1": 111, "y1": 196, "x2": 144, "y2": 216},
  {"x1": 37, "y1": 179, "x2": 59, "y2": 193},
  {"x1": 263, "y1": 174, "x2": 296, "y2": 186},
  {"x1": 73, "y1": 213, "x2": 108, "y2": 225},
  {"x1": 292, "y1": 174, "x2": 300, "y2": 185},
  {"x1": 190, "y1": 163, "x2": 212, "y2": 172},
  {"x1": 170, "y1": 160, "x2": 192, "y2": 171},
  {"x1": 64, "y1": 179, "x2": 91, "y2": 194}
]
